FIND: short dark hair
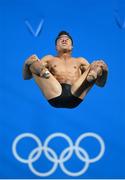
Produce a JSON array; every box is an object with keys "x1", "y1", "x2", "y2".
[{"x1": 55, "y1": 31, "x2": 73, "y2": 45}]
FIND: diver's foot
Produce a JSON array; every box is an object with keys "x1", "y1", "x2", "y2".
[
  {"x1": 87, "y1": 64, "x2": 102, "y2": 83},
  {"x1": 29, "y1": 60, "x2": 50, "y2": 78}
]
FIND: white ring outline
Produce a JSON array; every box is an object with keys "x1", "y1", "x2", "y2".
[
  {"x1": 60, "y1": 146, "x2": 90, "y2": 177},
  {"x1": 75, "y1": 132, "x2": 105, "y2": 163},
  {"x1": 44, "y1": 132, "x2": 74, "y2": 163},
  {"x1": 28, "y1": 146, "x2": 58, "y2": 177},
  {"x1": 12, "y1": 133, "x2": 42, "y2": 163}
]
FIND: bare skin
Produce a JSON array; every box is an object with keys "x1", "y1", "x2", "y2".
[{"x1": 23, "y1": 35, "x2": 108, "y2": 101}]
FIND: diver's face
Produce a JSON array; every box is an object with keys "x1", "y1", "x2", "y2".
[{"x1": 56, "y1": 35, "x2": 73, "y2": 52}]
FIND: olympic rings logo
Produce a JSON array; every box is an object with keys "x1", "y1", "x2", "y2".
[{"x1": 12, "y1": 132, "x2": 105, "y2": 177}]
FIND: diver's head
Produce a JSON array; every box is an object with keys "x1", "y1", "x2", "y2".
[{"x1": 55, "y1": 31, "x2": 73, "y2": 53}]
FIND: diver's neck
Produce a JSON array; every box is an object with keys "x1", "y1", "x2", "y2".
[{"x1": 57, "y1": 51, "x2": 72, "y2": 60}]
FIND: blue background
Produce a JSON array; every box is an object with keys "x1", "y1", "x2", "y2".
[{"x1": 0, "y1": 0, "x2": 125, "y2": 178}]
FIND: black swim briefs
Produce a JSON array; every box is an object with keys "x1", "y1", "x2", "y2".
[{"x1": 48, "y1": 83, "x2": 82, "y2": 108}]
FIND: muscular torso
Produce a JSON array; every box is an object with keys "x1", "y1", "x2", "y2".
[{"x1": 43, "y1": 56, "x2": 89, "y2": 85}]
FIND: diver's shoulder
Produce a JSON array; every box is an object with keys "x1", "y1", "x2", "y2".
[
  {"x1": 76, "y1": 57, "x2": 89, "y2": 64},
  {"x1": 41, "y1": 54, "x2": 54, "y2": 61}
]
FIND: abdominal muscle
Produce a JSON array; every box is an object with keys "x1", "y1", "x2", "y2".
[
  {"x1": 53, "y1": 73, "x2": 79, "y2": 85},
  {"x1": 49, "y1": 65, "x2": 81, "y2": 85},
  {"x1": 47, "y1": 57, "x2": 82, "y2": 85}
]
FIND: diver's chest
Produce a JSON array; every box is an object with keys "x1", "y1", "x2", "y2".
[{"x1": 49, "y1": 60, "x2": 78, "y2": 70}]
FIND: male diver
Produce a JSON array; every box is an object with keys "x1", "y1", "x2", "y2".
[{"x1": 23, "y1": 31, "x2": 108, "y2": 108}]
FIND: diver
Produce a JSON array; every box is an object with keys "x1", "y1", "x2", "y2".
[{"x1": 23, "y1": 31, "x2": 108, "y2": 108}]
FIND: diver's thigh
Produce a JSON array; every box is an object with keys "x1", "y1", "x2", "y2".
[
  {"x1": 71, "y1": 67, "x2": 95, "y2": 99},
  {"x1": 33, "y1": 73, "x2": 62, "y2": 100}
]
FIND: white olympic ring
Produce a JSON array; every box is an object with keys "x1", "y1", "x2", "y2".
[
  {"x1": 75, "y1": 132, "x2": 105, "y2": 163},
  {"x1": 12, "y1": 132, "x2": 105, "y2": 177},
  {"x1": 60, "y1": 146, "x2": 90, "y2": 176},
  {"x1": 28, "y1": 146, "x2": 58, "y2": 177},
  {"x1": 44, "y1": 132, "x2": 74, "y2": 163},
  {"x1": 12, "y1": 133, "x2": 42, "y2": 164}
]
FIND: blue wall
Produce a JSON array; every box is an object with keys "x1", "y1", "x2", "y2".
[{"x1": 0, "y1": 0, "x2": 125, "y2": 178}]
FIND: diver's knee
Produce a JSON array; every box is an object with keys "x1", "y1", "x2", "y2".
[{"x1": 23, "y1": 55, "x2": 38, "y2": 80}]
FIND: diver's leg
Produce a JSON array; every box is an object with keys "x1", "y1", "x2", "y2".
[
  {"x1": 23, "y1": 55, "x2": 62, "y2": 100},
  {"x1": 71, "y1": 64, "x2": 103, "y2": 100},
  {"x1": 32, "y1": 73, "x2": 62, "y2": 100}
]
